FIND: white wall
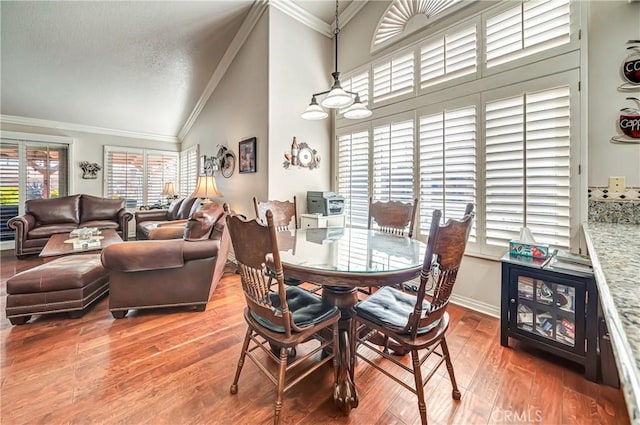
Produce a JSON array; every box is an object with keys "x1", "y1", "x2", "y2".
[
  {"x1": 268, "y1": 8, "x2": 332, "y2": 215},
  {"x1": 0, "y1": 122, "x2": 178, "y2": 197},
  {"x1": 181, "y1": 11, "x2": 270, "y2": 217},
  {"x1": 587, "y1": 1, "x2": 640, "y2": 187}
]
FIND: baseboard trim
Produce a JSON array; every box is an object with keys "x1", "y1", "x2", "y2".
[{"x1": 449, "y1": 293, "x2": 500, "y2": 319}]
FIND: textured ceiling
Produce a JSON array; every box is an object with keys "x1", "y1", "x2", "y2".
[
  {"x1": 0, "y1": 1, "x2": 351, "y2": 140},
  {"x1": 0, "y1": 1, "x2": 253, "y2": 138}
]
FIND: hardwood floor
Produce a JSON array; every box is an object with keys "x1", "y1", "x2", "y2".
[{"x1": 0, "y1": 251, "x2": 630, "y2": 424}]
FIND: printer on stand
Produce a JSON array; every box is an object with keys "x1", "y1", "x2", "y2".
[{"x1": 306, "y1": 191, "x2": 345, "y2": 216}]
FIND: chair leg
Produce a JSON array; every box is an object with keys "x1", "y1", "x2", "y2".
[
  {"x1": 332, "y1": 323, "x2": 339, "y2": 393},
  {"x1": 273, "y1": 347, "x2": 288, "y2": 425},
  {"x1": 411, "y1": 349, "x2": 428, "y2": 425},
  {"x1": 441, "y1": 337, "x2": 461, "y2": 400},
  {"x1": 230, "y1": 328, "x2": 252, "y2": 395}
]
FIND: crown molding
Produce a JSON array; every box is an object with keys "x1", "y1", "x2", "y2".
[
  {"x1": 269, "y1": 0, "x2": 332, "y2": 37},
  {"x1": 336, "y1": 0, "x2": 369, "y2": 29},
  {"x1": 178, "y1": 1, "x2": 269, "y2": 141},
  {"x1": 0, "y1": 114, "x2": 178, "y2": 143}
]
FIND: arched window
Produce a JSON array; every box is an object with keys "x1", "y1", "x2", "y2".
[{"x1": 371, "y1": 0, "x2": 467, "y2": 53}]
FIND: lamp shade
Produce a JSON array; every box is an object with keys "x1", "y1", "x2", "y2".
[
  {"x1": 191, "y1": 175, "x2": 223, "y2": 200},
  {"x1": 161, "y1": 182, "x2": 176, "y2": 197},
  {"x1": 343, "y1": 95, "x2": 372, "y2": 119},
  {"x1": 321, "y1": 86, "x2": 354, "y2": 109},
  {"x1": 301, "y1": 96, "x2": 328, "y2": 120}
]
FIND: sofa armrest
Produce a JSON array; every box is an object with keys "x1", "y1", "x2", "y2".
[
  {"x1": 102, "y1": 240, "x2": 185, "y2": 272},
  {"x1": 135, "y1": 210, "x2": 169, "y2": 223},
  {"x1": 157, "y1": 219, "x2": 188, "y2": 227},
  {"x1": 118, "y1": 209, "x2": 133, "y2": 241},
  {"x1": 101, "y1": 238, "x2": 220, "y2": 273},
  {"x1": 148, "y1": 225, "x2": 186, "y2": 240},
  {"x1": 8, "y1": 214, "x2": 36, "y2": 239}
]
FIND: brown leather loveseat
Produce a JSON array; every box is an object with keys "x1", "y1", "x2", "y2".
[
  {"x1": 101, "y1": 202, "x2": 230, "y2": 318},
  {"x1": 135, "y1": 197, "x2": 203, "y2": 240},
  {"x1": 8, "y1": 194, "x2": 133, "y2": 258}
]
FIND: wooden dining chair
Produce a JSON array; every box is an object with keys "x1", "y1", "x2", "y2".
[
  {"x1": 226, "y1": 209, "x2": 340, "y2": 425},
  {"x1": 352, "y1": 204, "x2": 474, "y2": 425},
  {"x1": 363, "y1": 197, "x2": 418, "y2": 295},
  {"x1": 253, "y1": 196, "x2": 299, "y2": 231},
  {"x1": 254, "y1": 196, "x2": 321, "y2": 294},
  {"x1": 368, "y1": 197, "x2": 418, "y2": 238}
]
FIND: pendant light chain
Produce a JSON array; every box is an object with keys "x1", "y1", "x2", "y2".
[{"x1": 334, "y1": 0, "x2": 339, "y2": 75}]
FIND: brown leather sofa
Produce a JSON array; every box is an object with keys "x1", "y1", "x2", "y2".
[
  {"x1": 8, "y1": 194, "x2": 133, "y2": 258},
  {"x1": 135, "y1": 197, "x2": 203, "y2": 240},
  {"x1": 101, "y1": 202, "x2": 230, "y2": 318}
]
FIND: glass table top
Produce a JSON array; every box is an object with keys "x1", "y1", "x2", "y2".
[{"x1": 276, "y1": 227, "x2": 426, "y2": 275}]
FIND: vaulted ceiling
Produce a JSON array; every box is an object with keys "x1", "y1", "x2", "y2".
[{"x1": 0, "y1": 1, "x2": 354, "y2": 141}]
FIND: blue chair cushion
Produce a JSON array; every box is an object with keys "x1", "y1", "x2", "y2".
[
  {"x1": 251, "y1": 286, "x2": 338, "y2": 333},
  {"x1": 354, "y1": 286, "x2": 439, "y2": 334}
]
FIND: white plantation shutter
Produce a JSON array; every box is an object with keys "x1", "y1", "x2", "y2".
[
  {"x1": 373, "y1": 51, "x2": 414, "y2": 103},
  {"x1": 105, "y1": 147, "x2": 144, "y2": 208},
  {"x1": 486, "y1": 0, "x2": 571, "y2": 68},
  {"x1": 420, "y1": 24, "x2": 477, "y2": 88},
  {"x1": 485, "y1": 85, "x2": 571, "y2": 249},
  {"x1": 337, "y1": 130, "x2": 370, "y2": 228},
  {"x1": 146, "y1": 152, "x2": 178, "y2": 205},
  {"x1": 343, "y1": 71, "x2": 369, "y2": 106},
  {"x1": 179, "y1": 145, "x2": 198, "y2": 197},
  {"x1": 0, "y1": 142, "x2": 19, "y2": 241},
  {"x1": 373, "y1": 119, "x2": 414, "y2": 203},
  {"x1": 419, "y1": 106, "x2": 476, "y2": 240}
]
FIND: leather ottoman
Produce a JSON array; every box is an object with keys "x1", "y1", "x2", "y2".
[{"x1": 6, "y1": 254, "x2": 109, "y2": 325}]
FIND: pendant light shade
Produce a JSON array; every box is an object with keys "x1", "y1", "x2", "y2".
[
  {"x1": 301, "y1": 0, "x2": 371, "y2": 121},
  {"x1": 301, "y1": 96, "x2": 329, "y2": 120},
  {"x1": 343, "y1": 95, "x2": 373, "y2": 119}
]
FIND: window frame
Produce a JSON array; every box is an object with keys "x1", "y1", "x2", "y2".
[
  {"x1": 103, "y1": 145, "x2": 178, "y2": 208},
  {"x1": 333, "y1": 0, "x2": 584, "y2": 258}
]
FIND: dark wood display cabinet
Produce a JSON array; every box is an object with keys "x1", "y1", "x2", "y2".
[{"x1": 500, "y1": 252, "x2": 599, "y2": 381}]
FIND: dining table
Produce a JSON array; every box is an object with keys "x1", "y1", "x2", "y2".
[{"x1": 276, "y1": 227, "x2": 427, "y2": 414}]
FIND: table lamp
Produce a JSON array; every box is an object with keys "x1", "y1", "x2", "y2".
[
  {"x1": 191, "y1": 175, "x2": 223, "y2": 203},
  {"x1": 161, "y1": 182, "x2": 177, "y2": 207}
]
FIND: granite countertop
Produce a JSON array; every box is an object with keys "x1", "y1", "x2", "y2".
[{"x1": 583, "y1": 221, "x2": 640, "y2": 425}]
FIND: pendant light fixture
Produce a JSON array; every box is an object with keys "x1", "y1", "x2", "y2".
[{"x1": 301, "y1": 0, "x2": 372, "y2": 121}]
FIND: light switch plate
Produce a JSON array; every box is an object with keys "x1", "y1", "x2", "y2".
[{"x1": 608, "y1": 176, "x2": 626, "y2": 193}]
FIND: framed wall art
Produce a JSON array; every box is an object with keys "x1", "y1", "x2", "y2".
[{"x1": 238, "y1": 137, "x2": 256, "y2": 174}]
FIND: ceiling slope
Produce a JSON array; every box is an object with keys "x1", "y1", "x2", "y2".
[
  {"x1": 1, "y1": 1, "x2": 253, "y2": 140},
  {"x1": 1, "y1": 0, "x2": 362, "y2": 142}
]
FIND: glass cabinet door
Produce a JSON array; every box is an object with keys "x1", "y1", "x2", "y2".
[{"x1": 515, "y1": 276, "x2": 577, "y2": 348}]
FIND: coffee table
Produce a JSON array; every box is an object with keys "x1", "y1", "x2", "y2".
[{"x1": 40, "y1": 229, "x2": 123, "y2": 257}]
